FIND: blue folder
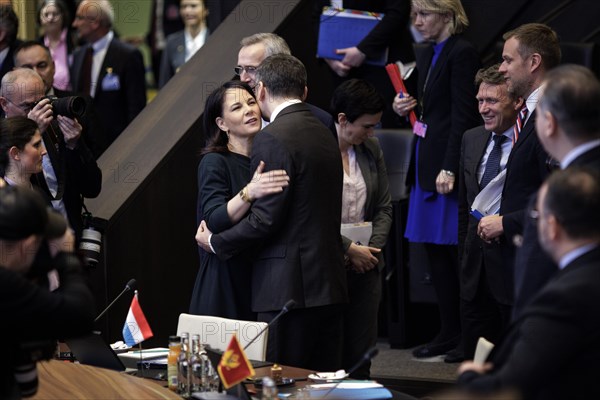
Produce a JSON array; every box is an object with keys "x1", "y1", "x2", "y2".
[{"x1": 317, "y1": 7, "x2": 388, "y2": 67}]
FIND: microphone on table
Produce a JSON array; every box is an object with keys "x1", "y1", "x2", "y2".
[
  {"x1": 322, "y1": 347, "x2": 380, "y2": 398},
  {"x1": 94, "y1": 279, "x2": 137, "y2": 322},
  {"x1": 243, "y1": 299, "x2": 296, "y2": 351}
]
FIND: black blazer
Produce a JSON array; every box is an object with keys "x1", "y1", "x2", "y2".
[
  {"x1": 459, "y1": 247, "x2": 600, "y2": 400},
  {"x1": 158, "y1": 30, "x2": 185, "y2": 89},
  {"x1": 70, "y1": 38, "x2": 147, "y2": 146},
  {"x1": 31, "y1": 121, "x2": 102, "y2": 239},
  {"x1": 458, "y1": 126, "x2": 512, "y2": 304},
  {"x1": 499, "y1": 110, "x2": 549, "y2": 241},
  {"x1": 211, "y1": 103, "x2": 348, "y2": 312},
  {"x1": 306, "y1": 102, "x2": 337, "y2": 140},
  {"x1": 0, "y1": 40, "x2": 21, "y2": 81},
  {"x1": 406, "y1": 35, "x2": 480, "y2": 192},
  {"x1": 513, "y1": 144, "x2": 600, "y2": 317}
]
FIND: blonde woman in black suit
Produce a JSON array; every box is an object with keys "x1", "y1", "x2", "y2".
[{"x1": 392, "y1": 0, "x2": 481, "y2": 360}]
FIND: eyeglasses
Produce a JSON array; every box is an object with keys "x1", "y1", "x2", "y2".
[
  {"x1": 234, "y1": 66, "x2": 258, "y2": 76},
  {"x1": 5, "y1": 98, "x2": 36, "y2": 113}
]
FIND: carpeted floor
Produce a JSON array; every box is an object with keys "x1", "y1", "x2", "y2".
[
  {"x1": 370, "y1": 342, "x2": 458, "y2": 397},
  {"x1": 371, "y1": 342, "x2": 457, "y2": 382}
]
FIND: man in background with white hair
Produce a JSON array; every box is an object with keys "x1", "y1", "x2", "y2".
[{"x1": 71, "y1": 0, "x2": 147, "y2": 148}]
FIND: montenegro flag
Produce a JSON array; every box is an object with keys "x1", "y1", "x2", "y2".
[{"x1": 217, "y1": 334, "x2": 255, "y2": 389}]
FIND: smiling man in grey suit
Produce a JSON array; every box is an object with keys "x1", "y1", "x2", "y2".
[
  {"x1": 71, "y1": 0, "x2": 146, "y2": 148},
  {"x1": 457, "y1": 64, "x2": 522, "y2": 361},
  {"x1": 197, "y1": 54, "x2": 347, "y2": 371}
]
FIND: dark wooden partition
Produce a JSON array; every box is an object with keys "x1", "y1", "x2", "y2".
[{"x1": 86, "y1": 0, "x2": 302, "y2": 346}]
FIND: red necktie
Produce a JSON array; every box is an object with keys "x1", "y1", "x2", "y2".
[
  {"x1": 79, "y1": 46, "x2": 93, "y2": 95},
  {"x1": 513, "y1": 105, "x2": 528, "y2": 144}
]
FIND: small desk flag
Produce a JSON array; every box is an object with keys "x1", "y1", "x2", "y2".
[
  {"x1": 217, "y1": 334, "x2": 255, "y2": 389},
  {"x1": 122, "y1": 291, "x2": 153, "y2": 346}
]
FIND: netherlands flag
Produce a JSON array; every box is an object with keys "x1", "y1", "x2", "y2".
[{"x1": 122, "y1": 291, "x2": 153, "y2": 346}]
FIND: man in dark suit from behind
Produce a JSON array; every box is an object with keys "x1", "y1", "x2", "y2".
[
  {"x1": 0, "y1": 185, "x2": 95, "y2": 399},
  {"x1": 457, "y1": 64, "x2": 522, "y2": 361},
  {"x1": 197, "y1": 54, "x2": 348, "y2": 372},
  {"x1": 458, "y1": 167, "x2": 600, "y2": 400},
  {"x1": 71, "y1": 0, "x2": 147, "y2": 147},
  {"x1": 235, "y1": 33, "x2": 337, "y2": 139},
  {"x1": 513, "y1": 64, "x2": 600, "y2": 317},
  {"x1": 14, "y1": 41, "x2": 106, "y2": 158}
]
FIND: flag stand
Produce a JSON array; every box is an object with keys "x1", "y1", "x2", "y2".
[{"x1": 138, "y1": 342, "x2": 143, "y2": 378}]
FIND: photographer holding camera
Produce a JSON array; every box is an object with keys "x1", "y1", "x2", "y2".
[
  {"x1": 0, "y1": 67, "x2": 101, "y2": 242},
  {"x1": 14, "y1": 41, "x2": 107, "y2": 157},
  {"x1": 0, "y1": 185, "x2": 95, "y2": 399}
]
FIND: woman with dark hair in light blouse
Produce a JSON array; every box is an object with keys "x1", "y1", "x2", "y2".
[{"x1": 332, "y1": 79, "x2": 392, "y2": 379}]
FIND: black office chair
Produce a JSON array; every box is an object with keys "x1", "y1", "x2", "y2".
[{"x1": 374, "y1": 129, "x2": 413, "y2": 202}]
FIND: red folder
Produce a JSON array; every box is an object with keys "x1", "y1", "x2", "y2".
[{"x1": 386, "y1": 63, "x2": 417, "y2": 127}]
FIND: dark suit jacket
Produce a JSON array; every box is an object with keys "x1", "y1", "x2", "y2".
[
  {"x1": 0, "y1": 40, "x2": 21, "y2": 81},
  {"x1": 306, "y1": 102, "x2": 337, "y2": 139},
  {"x1": 211, "y1": 103, "x2": 348, "y2": 312},
  {"x1": 513, "y1": 144, "x2": 600, "y2": 317},
  {"x1": 158, "y1": 31, "x2": 185, "y2": 88},
  {"x1": 31, "y1": 121, "x2": 102, "y2": 239},
  {"x1": 493, "y1": 110, "x2": 549, "y2": 288},
  {"x1": 158, "y1": 29, "x2": 210, "y2": 89},
  {"x1": 459, "y1": 247, "x2": 600, "y2": 400},
  {"x1": 0, "y1": 252, "x2": 95, "y2": 399},
  {"x1": 406, "y1": 35, "x2": 481, "y2": 192},
  {"x1": 341, "y1": 137, "x2": 392, "y2": 270},
  {"x1": 70, "y1": 38, "x2": 147, "y2": 146},
  {"x1": 458, "y1": 126, "x2": 512, "y2": 304}
]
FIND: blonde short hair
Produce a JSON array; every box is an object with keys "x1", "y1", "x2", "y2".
[{"x1": 411, "y1": 0, "x2": 469, "y2": 35}]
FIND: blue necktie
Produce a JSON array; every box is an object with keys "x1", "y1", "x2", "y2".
[{"x1": 480, "y1": 135, "x2": 507, "y2": 189}]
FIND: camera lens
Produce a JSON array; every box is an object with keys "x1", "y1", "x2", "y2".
[
  {"x1": 80, "y1": 228, "x2": 102, "y2": 266},
  {"x1": 52, "y1": 96, "x2": 87, "y2": 119}
]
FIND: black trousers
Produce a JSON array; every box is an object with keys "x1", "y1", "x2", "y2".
[
  {"x1": 461, "y1": 265, "x2": 512, "y2": 359},
  {"x1": 424, "y1": 243, "x2": 461, "y2": 343},
  {"x1": 258, "y1": 304, "x2": 344, "y2": 372},
  {"x1": 342, "y1": 268, "x2": 382, "y2": 379}
]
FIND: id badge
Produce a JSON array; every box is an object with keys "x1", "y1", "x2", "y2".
[
  {"x1": 102, "y1": 68, "x2": 120, "y2": 91},
  {"x1": 413, "y1": 120, "x2": 428, "y2": 138}
]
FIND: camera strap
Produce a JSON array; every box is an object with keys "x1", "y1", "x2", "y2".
[{"x1": 39, "y1": 123, "x2": 66, "y2": 201}]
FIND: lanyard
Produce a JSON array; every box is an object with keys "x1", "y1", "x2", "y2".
[{"x1": 418, "y1": 62, "x2": 434, "y2": 121}]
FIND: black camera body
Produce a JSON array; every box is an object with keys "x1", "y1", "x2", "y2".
[{"x1": 39, "y1": 95, "x2": 87, "y2": 119}]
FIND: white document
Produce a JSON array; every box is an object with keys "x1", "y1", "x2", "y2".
[
  {"x1": 473, "y1": 337, "x2": 495, "y2": 366},
  {"x1": 341, "y1": 222, "x2": 373, "y2": 246},
  {"x1": 310, "y1": 382, "x2": 384, "y2": 389},
  {"x1": 118, "y1": 347, "x2": 169, "y2": 360},
  {"x1": 471, "y1": 169, "x2": 507, "y2": 218}
]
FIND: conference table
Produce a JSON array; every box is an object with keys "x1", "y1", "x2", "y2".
[
  {"x1": 31, "y1": 360, "x2": 180, "y2": 399},
  {"x1": 31, "y1": 360, "x2": 402, "y2": 399}
]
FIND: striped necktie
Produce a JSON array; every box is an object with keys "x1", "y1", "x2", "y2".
[
  {"x1": 480, "y1": 134, "x2": 507, "y2": 189},
  {"x1": 513, "y1": 105, "x2": 528, "y2": 143}
]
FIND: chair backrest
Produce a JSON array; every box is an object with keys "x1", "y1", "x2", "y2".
[
  {"x1": 374, "y1": 129, "x2": 414, "y2": 201},
  {"x1": 176, "y1": 313, "x2": 268, "y2": 361}
]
